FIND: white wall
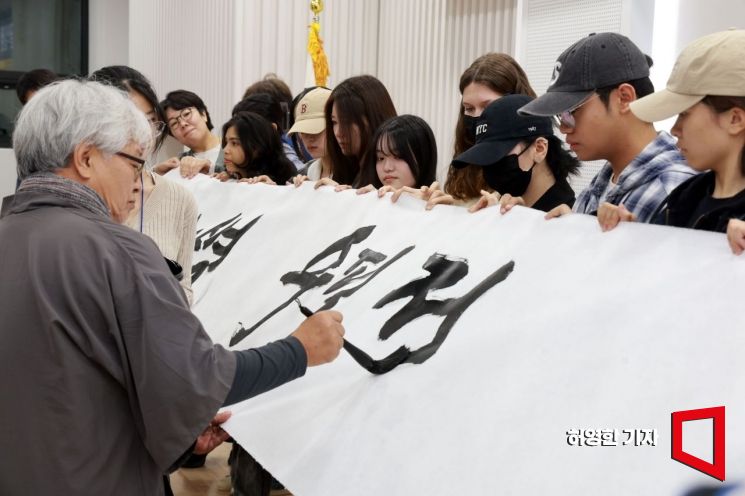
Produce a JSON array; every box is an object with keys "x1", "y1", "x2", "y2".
[
  {"x1": 675, "y1": 0, "x2": 745, "y2": 50},
  {"x1": 88, "y1": 0, "x2": 129, "y2": 72},
  {"x1": 129, "y1": 0, "x2": 237, "y2": 140}
]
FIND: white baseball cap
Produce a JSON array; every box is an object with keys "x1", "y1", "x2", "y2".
[
  {"x1": 288, "y1": 87, "x2": 331, "y2": 134},
  {"x1": 631, "y1": 29, "x2": 745, "y2": 122}
]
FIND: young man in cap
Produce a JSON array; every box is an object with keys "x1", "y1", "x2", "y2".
[
  {"x1": 518, "y1": 32, "x2": 696, "y2": 221},
  {"x1": 596, "y1": 29, "x2": 745, "y2": 253}
]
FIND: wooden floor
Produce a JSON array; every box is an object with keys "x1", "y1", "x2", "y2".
[
  {"x1": 170, "y1": 444, "x2": 231, "y2": 496},
  {"x1": 169, "y1": 444, "x2": 292, "y2": 496}
]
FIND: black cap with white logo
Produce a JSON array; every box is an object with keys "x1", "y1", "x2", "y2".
[
  {"x1": 518, "y1": 32, "x2": 652, "y2": 117},
  {"x1": 452, "y1": 94, "x2": 553, "y2": 167}
]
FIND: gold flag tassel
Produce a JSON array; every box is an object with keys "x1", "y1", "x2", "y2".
[{"x1": 308, "y1": 0, "x2": 330, "y2": 87}]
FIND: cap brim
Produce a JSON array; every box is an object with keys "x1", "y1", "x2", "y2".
[
  {"x1": 288, "y1": 118, "x2": 325, "y2": 135},
  {"x1": 630, "y1": 89, "x2": 705, "y2": 123},
  {"x1": 451, "y1": 139, "x2": 520, "y2": 168},
  {"x1": 517, "y1": 90, "x2": 593, "y2": 116}
]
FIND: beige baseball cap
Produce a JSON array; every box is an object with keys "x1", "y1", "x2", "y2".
[
  {"x1": 631, "y1": 29, "x2": 745, "y2": 123},
  {"x1": 288, "y1": 87, "x2": 331, "y2": 134}
]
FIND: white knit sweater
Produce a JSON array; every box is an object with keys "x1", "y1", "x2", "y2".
[{"x1": 126, "y1": 173, "x2": 198, "y2": 304}]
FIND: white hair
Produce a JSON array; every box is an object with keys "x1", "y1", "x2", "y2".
[{"x1": 13, "y1": 79, "x2": 153, "y2": 179}]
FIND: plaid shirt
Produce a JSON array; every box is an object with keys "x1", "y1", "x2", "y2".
[{"x1": 573, "y1": 132, "x2": 696, "y2": 223}]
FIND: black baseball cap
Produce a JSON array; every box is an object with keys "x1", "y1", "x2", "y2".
[
  {"x1": 519, "y1": 32, "x2": 652, "y2": 117},
  {"x1": 451, "y1": 94, "x2": 553, "y2": 168}
]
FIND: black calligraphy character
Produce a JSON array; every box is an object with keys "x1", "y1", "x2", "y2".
[
  {"x1": 229, "y1": 225, "x2": 377, "y2": 346},
  {"x1": 192, "y1": 213, "x2": 262, "y2": 283},
  {"x1": 373, "y1": 254, "x2": 515, "y2": 364},
  {"x1": 317, "y1": 246, "x2": 415, "y2": 310}
]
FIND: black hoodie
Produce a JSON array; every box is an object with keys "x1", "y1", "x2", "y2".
[{"x1": 653, "y1": 171, "x2": 745, "y2": 232}]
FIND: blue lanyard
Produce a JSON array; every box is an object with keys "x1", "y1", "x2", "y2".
[{"x1": 139, "y1": 172, "x2": 144, "y2": 233}]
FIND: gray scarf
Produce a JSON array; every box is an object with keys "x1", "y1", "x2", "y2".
[{"x1": 18, "y1": 172, "x2": 110, "y2": 218}]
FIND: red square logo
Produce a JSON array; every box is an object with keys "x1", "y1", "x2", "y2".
[{"x1": 671, "y1": 406, "x2": 725, "y2": 481}]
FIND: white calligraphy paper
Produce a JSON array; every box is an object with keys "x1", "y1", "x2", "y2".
[{"x1": 173, "y1": 172, "x2": 745, "y2": 495}]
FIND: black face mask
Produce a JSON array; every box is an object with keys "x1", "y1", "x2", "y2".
[
  {"x1": 482, "y1": 146, "x2": 534, "y2": 197},
  {"x1": 463, "y1": 115, "x2": 478, "y2": 143}
]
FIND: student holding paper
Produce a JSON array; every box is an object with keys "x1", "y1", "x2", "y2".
[{"x1": 597, "y1": 30, "x2": 745, "y2": 255}]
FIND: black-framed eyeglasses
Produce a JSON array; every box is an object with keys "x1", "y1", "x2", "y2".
[
  {"x1": 167, "y1": 107, "x2": 196, "y2": 131},
  {"x1": 115, "y1": 151, "x2": 146, "y2": 173}
]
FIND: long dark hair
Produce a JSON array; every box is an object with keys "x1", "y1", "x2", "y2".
[
  {"x1": 324, "y1": 75, "x2": 398, "y2": 185},
  {"x1": 357, "y1": 115, "x2": 437, "y2": 188},
  {"x1": 89, "y1": 65, "x2": 168, "y2": 151},
  {"x1": 160, "y1": 90, "x2": 214, "y2": 132},
  {"x1": 221, "y1": 111, "x2": 296, "y2": 184},
  {"x1": 447, "y1": 53, "x2": 536, "y2": 200}
]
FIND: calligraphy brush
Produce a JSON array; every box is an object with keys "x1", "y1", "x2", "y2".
[{"x1": 294, "y1": 299, "x2": 410, "y2": 375}]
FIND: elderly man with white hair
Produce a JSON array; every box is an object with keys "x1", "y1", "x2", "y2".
[{"x1": 0, "y1": 79, "x2": 345, "y2": 495}]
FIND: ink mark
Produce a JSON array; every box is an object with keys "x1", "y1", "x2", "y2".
[
  {"x1": 192, "y1": 213, "x2": 262, "y2": 283},
  {"x1": 374, "y1": 255, "x2": 515, "y2": 364},
  {"x1": 230, "y1": 225, "x2": 413, "y2": 346}
]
